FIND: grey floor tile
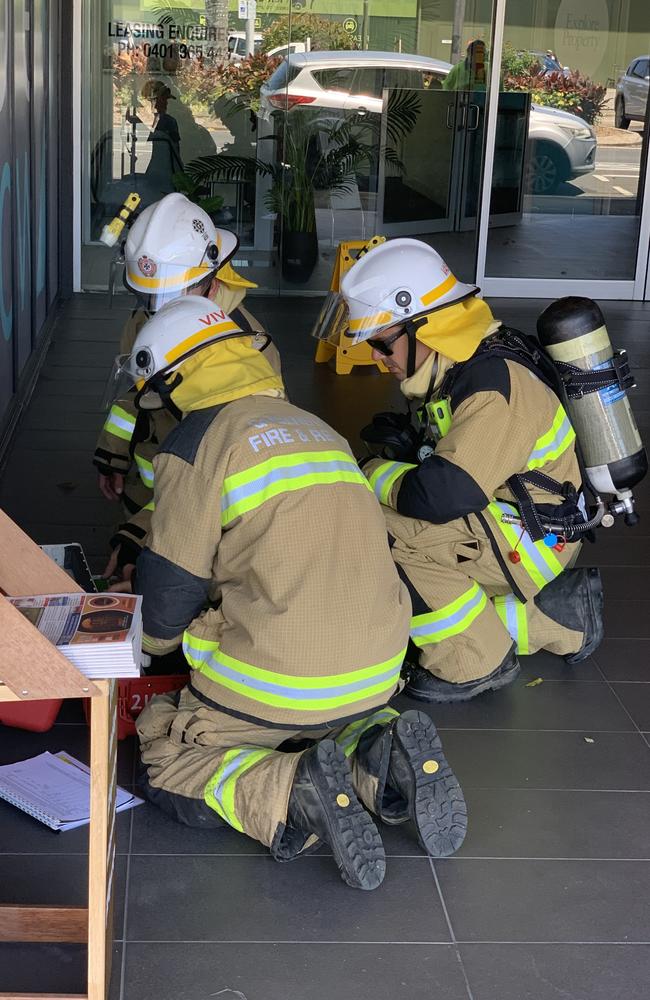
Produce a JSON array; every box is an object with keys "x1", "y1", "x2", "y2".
[
  {"x1": 0, "y1": 796, "x2": 132, "y2": 855},
  {"x1": 457, "y1": 788, "x2": 650, "y2": 859},
  {"x1": 0, "y1": 943, "x2": 122, "y2": 996},
  {"x1": 611, "y1": 683, "x2": 650, "y2": 730},
  {"x1": 517, "y1": 649, "x2": 601, "y2": 682},
  {"x1": 126, "y1": 856, "x2": 449, "y2": 943},
  {"x1": 593, "y1": 639, "x2": 650, "y2": 682},
  {"x1": 437, "y1": 859, "x2": 650, "y2": 942},
  {"x1": 460, "y1": 944, "x2": 650, "y2": 1000},
  {"x1": 600, "y1": 566, "x2": 650, "y2": 598},
  {"x1": 604, "y1": 600, "x2": 650, "y2": 639},
  {"x1": 439, "y1": 730, "x2": 650, "y2": 791},
  {"x1": 394, "y1": 679, "x2": 634, "y2": 732},
  {"x1": 578, "y1": 536, "x2": 650, "y2": 567},
  {"x1": 0, "y1": 854, "x2": 127, "y2": 939},
  {"x1": 119, "y1": 942, "x2": 470, "y2": 1000}
]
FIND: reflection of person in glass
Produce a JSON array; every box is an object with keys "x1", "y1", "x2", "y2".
[
  {"x1": 127, "y1": 80, "x2": 182, "y2": 194},
  {"x1": 443, "y1": 39, "x2": 488, "y2": 92},
  {"x1": 78, "y1": 610, "x2": 132, "y2": 634}
]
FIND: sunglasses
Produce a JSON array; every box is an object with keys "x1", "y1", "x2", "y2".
[{"x1": 366, "y1": 328, "x2": 407, "y2": 357}]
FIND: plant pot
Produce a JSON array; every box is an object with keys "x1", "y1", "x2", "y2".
[{"x1": 281, "y1": 229, "x2": 318, "y2": 284}]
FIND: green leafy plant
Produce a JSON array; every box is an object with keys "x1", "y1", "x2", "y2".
[
  {"x1": 503, "y1": 54, "x2": 607, "y2": 126},
  {"x1": 172, "y1": 169, "x2": 225, "y2": 215},
  {"x1": 261, "y1": 14, "x2": 358, "y2": 53},
  {"x1": 501, "y1": 43, "x2": 541, "y2": 79},
  {"x1": 184, "y1": 91, "x2": 420, "y2": 235}
]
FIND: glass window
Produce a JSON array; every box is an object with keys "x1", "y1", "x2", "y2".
[
  {"x1": 349, "y1": 67, "x2": 383, "y2": 99},
  {"x1": 485, "y1": 2, "x2": 650, "y2": 282},
  {"x1": 313, "y1": 68, "x2": 356, "y2": 94}
]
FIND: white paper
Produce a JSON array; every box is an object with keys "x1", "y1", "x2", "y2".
[{"x1": 0, "y1": 750, "x2": 142, "y2": 831}]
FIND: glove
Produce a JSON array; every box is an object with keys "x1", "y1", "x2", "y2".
[{"x1": 360, "y1": 410, "x2": 420, "y2": 462}]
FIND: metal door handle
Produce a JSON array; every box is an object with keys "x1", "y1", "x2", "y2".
[
  {"x1": 446, "y1": 103, "x2": 455, "y2": 129},
  {"x1": 467, "y1": 104, "x2": 481, "y2": 131}
]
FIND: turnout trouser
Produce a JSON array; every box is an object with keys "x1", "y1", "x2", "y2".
[
  {"x1": 137, "y1": 688, "x2": 398, "y2": 850},
  {"x1": 384, "y1": 508, "x2": 584, "y2": 685}
]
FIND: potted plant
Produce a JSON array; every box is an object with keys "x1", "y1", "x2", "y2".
[{"x1": 184, "y1": 92, "x2": 420, "y2": 282}]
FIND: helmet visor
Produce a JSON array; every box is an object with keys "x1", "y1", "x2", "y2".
[
  {"x1": 341, "y1": 289, "x2": 399, "y2": 345},
  {"x1": 310, "y1": 292, "x2": 350, "y2": 348},
  {"x1": 124, "y1": 257, "x2": 216, "y2": 313},
  {"x1": 101, "y1": 353, "x2": 141, "y2": 411}
]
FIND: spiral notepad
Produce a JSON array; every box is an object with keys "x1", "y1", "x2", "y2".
[{"x1": 0, "y1": 751, "x2": 142, "y2": 831}]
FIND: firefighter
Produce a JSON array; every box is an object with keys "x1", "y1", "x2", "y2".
[
  {"x1": 336, "y1": 238, "x2": 604, "y2": 703},
  {"x1": 111, "y1": 295, "x2": 467, "y2": 889},
  {"x1": 94, "y1": 192, "x2": 282, "y2": 577}
]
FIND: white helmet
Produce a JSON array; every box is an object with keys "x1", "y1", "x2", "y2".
[
  {"x1": 124, "y1": 193, "x2": 239, "y2": 312},
  {"x1": 104, "y1": 295, "x2": 246, "y2": 406},
  {"x1": 340, "y1": 238, "x2": 478, "y2": 344}
]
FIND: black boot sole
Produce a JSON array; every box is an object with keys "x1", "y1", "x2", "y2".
[
  {"x1": 565, "y1": 567, "x2": 604, "y2": 664},
  {"x1": 310, "y1": 740, "x2": 386, "y2": 891},
  {"x1": 405, "y1": 658, "x2": 520, "y2": 704},
  {"x1": 391, "y1": 711, "x2": 467, "y2": 857}
]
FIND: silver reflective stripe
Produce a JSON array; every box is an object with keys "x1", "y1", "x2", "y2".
[
  {"x1": 492, "y1": 501, "x2": 559, "y2": 584},
  {"x1": 222, "y1": 458, "x2": 359, "y2": 513},
  {"x1": 186, "y1": 644, "x2": 400, "y2": 701}
]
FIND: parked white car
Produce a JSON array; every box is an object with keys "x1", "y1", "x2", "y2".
[
  {"x1": 259, "y1": 51, "x2": 597, "y2": 194},
  {"x1": 615, "y1": 56, "x2": 650, "y2": 129},
  {"x1": 227, "y1": 32, "x2": 263, "y2": 61}
]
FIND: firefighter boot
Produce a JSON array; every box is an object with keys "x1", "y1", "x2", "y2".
[
  {"x1": 385, "y1": 711, "x2": 467, "y2": 857},
  {"x1": 285, "y1": 739, "x2": 386, "y2": 890},
  {"x1": 534, "y1": 567, "x2": 604, "y2": 663},
  {"x1": 405, "y1": 644, "x2": 520, "y2": 703}
]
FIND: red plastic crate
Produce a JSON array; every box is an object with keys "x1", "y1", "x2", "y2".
[
  {"x1": 84, "y1": 675, "x2": 188, "y2": 740},
  {"x1": 0, "y1": 699, "x2": 63, "y2": 732}
]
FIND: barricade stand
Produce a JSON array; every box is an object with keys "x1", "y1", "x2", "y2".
[
  {"x1": 314, "y1": 237, "x2": 389, "y2": 375},
  {"x1": 0, "y1": 509, "x2": 116, "y2": 1000}
]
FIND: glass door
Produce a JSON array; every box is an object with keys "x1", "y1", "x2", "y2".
[{"x1": 478, "y1": 0, "x2": 650, "y2": 299}]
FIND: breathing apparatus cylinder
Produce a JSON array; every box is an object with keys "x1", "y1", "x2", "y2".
[{"x1": 537, "y1": 297, "x2": 647, "y2": 525}]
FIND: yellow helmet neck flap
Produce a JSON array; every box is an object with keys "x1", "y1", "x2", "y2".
[
  {"x1": 170, "y1": 336, "x2": 285, "y2": 414},
  {"x1": 414, "y1": 296, "x2": 498, "y2": 363}
]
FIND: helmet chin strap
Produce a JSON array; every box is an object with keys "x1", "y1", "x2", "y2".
[
  {"x1": 146, "y1": 371, "x2": 183, "y2": 421},
  {"x1": 404, "y1": 317, "x2": 427, "y2": 379}
]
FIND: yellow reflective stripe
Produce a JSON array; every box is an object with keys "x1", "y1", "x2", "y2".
[
  {"x1": 134, "y1": 454, "x2": 154, "y2": 488},
  {"x1": 488, "y1": 501, "x2": 563, "y2": 590},
  {"x1": 164, "y1": 320, "x2": 241, "y2": 365},
  {"x1": 184, "y1": 634, "x2": 406, "y2": 712},
  {"x1": 493, "y1": 593, "x2": 529, "y2": 656},
  {"x1": 367, "y1": 461, "x2": 417, "y2": 504},
  {"x1": 335, "y1": 707, "x2": 399, "y2": 758},
  {"x1": 420, "y1": 272, "x2": 456, "y2": 306},
  {"x1": 348, "y1": 310, "x2": 393, "y2": 332},
  {"x1": 204, "y1": 747, "x2": 274, "y2": 832},
  {"x1": 104, "y1": 404, "x2": 136, "y2": 442},
  {"x1": 224, "y1": 450, "x2": 354, "y2": 492},
  {"x1": 527, "y1": 405, "x2": 576, "y2": 471},
  {"x1": 128, "y1": 262, "x2": 212, "y2": 291},
  {"x1": 221, "y1": 451, "x2": 371, "y2": 526},
  {"x1": 410, "y1": 582, "x2": 488, "y2": 646}
]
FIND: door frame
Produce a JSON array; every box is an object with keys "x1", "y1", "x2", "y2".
[{"x1": 475, "y1": 0, "x2": 650, "y2": 301}]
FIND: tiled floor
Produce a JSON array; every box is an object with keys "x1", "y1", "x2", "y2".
[{"x1": 1, "y1": 293, "x2": 650, "y2": 999}]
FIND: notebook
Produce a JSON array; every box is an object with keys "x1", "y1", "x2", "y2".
[{"x1": 0, "y1": 750, "x2": 142, "y2": 831}]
